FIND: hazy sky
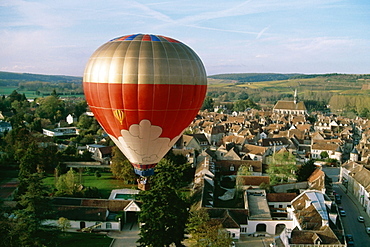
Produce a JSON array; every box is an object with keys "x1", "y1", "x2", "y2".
[{"x1": 1, "y1": 0, "x2": 369, "y2": 76}]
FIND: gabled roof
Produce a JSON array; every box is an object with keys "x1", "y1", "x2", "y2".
[
  {"x1": 290, "y1": 225, "x2": 340, "y2": 244},
  {"x1": 242, "y1": 144, "x2": 269, "y2": 155},
  {"x1": 311, "y1": 143, "x2": 339, "y2": 152},
  {"x1": 273, "y1": 101, "x2": 307, "y2": 111},
  {"x1": 307, "y1": 169, "x2": 325, "y2": 183},
  {"x1": 51, "y1": 197, "x2": 141, "y2": 221},
  {"x1": 352, "y1": 168, "x2": 370, "y2": 192},
  {"x1": 206, "y1": 208, "x2": 248, "y2": 228},
  {"x1": 98, "y1": 146, "x2": 113, "y2": 155}
]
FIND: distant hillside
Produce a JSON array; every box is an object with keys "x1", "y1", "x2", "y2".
[
  {"x1": 208, "y1": 73, "x2": 300, "y2": 83},
  {"x1": 207, "y1": 73, "x2": 370, "y2": 94},
  {"x1": 0, "y1": 71, "x2": 82, "y2": 83}
]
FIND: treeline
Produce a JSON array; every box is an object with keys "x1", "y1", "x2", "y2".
[
  {"x1": 329, "y1": 95, "x2": 370, "y2": 118},
  {"x1": 18, "y1": 81, "x2": 84, "y2": 95}
]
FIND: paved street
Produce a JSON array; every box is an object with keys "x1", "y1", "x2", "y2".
[
  {"x1": 335, "y1": 184, "x2": 370, "y2": 246},
  {"x1": 108, "y1": 222, "x2": 140, "y2": 247}
]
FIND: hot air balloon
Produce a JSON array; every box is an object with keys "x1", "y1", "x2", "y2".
[{"x1": 83, "y1": 34, "x2": 207, "y2": 178}]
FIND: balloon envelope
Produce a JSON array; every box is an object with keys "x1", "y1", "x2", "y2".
[{"x1": 83, "y1": 34, "x2": 207, "y2": 176}]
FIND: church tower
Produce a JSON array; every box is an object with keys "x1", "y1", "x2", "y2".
[
  {"x1": 350, "y1": 147, "x2": 359, "y2": 162},
  {"x1": 294, "y1": 89, "x2": 298, "y2": 104}
]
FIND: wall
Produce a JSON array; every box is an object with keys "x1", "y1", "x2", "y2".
[{"x1": 43, "y1": 220, "x2": 121, "y2": 231}]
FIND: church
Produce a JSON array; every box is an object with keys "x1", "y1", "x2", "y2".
[{"x1": 273, "y1": 89, "x2": 307, "y2": 115}]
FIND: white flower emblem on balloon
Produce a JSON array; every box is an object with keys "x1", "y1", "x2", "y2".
[{"x1": 110, "y1": 119, "x2": 181, "y2": 164}]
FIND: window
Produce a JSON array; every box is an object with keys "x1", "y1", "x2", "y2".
[
  {"x1": 240, "y1": 227, "x2": 247, "y2": 233},
  {"x1": 95, "y1": 222, "x2": 101, "y2": 229},
  {"x1": 106, "y1": 222, "x2": 112, "y2": 229}
]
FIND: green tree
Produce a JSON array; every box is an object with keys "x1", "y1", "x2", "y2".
[
  {"x1": 201, "y1": 96, "x2": 214, "y2": 111},
  {"x1": 233, "y1": 99, "x2": 260, "y2": 112},
  {"x1": 187, "y1": 208, "x2": 232, "y2": 247},
  {"x1": 320, "y1": 151, "x2": 329, "y2": 159},
  {"x1": 9, "y1": 173, "x2": 58, "y2": 247},
  {"x1": 267, "y1": 151, "x2": 297, "y2": 185},
  {"x1": 297, "y1": 160, "x2": 316, "y2": 182},
  {"x1": 16, "y1": 142, "x2": 41, "y2": 197},
  {"x1": 77, "y1": 114, "x2": 93, "y2": 129},
  {"x1": 55, "y1": 168, "x2": 80, "y2": 196},
  {"x1": 58, "y1": 217, "x2": 71, "y2": 232},
  {"x1": 137, "y1": 159, "x2": 189, "y2": 247},
  {"x1": 35, "y1": 95, "x2": 65, "y2": 122},
  {"x1": 110, "y1": 146, "x2": 137, "y2": 183}
]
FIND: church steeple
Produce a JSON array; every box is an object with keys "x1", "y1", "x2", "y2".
[{"x1": 294, "y1": 89, "x2": 298, "y2": 104}]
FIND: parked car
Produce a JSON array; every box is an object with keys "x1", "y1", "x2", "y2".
[
  {"x1": 339, "y1": 210, "x2": 346, "y2": 217},
  {"x1": 335, "y1": 194, "x2": 341, "y2": 204},
  {"x1": 358, "y1": 216, "x2": 365, "y2": 222},
  {"x1": 366, "y1": 227, "x2": 370, "y2": 234},
  {"x1": 346, "y1": 234, "x2": 354, "y2": 246}
]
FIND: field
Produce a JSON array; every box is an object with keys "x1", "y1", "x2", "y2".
[
  {"x1": 207, "y1": 74, "x2": 370, "y2": 96},
  {"x1": 43, "y1": 172, "x2": 136, "y2": 199}
]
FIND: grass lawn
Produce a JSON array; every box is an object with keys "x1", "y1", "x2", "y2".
[
  {"x1": 43, "y1": 172, "x2": 137, "y2": 199},
  {"x1": 59, "y1": 232, "x2": 112, "y2": 247}
]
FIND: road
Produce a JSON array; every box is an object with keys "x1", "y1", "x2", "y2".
[
  {"x1": 322, "y1": 166, "x2": 370, "y2": 246},
  {"x1": 334, "y1": 184, "x2": 370, "y2": 246}
]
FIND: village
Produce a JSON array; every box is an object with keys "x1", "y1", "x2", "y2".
[{"x1": 27, "y1": 92, "x2": 370, "y2": 247}]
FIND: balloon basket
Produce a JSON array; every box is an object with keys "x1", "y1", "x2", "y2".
[{"x1": 137, "y1": 176, "x2": 150, "y2": 191}]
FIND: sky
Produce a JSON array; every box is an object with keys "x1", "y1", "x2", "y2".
[{"x1": 1, "y1": 0, "x2": 370, "y2": 76}]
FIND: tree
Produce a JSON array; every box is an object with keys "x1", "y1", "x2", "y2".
[
  {"x1": 16, "y1": 142, "x2": 41, "y2": 197},
  {"x1": 137, "y1": 159, "x2": 189, "y2": 247},
  {"x1": 233, "y1": 99, "x2": 260, "y2": 112},
  {"x1": 320, "y1": 151, "x2": 329, "y2": 159},
  {"x1": 55, "y1": 168, "x2": 80, "y2": 196},
  {"x1": 297, "y1": 160, "x2": 316, "y2": 182},
  {"x1": 201, "y1": 96, "x2": 214, "y2": 111},
  {"x1": 58, "y1": 217, "x2": 71, "y2": 232},
  {"x1": 9, "y1": 173, "x2": 58, "y2": 247},
  {"x1": 35, "y1": 95, "x2": 65, "y2": 122},
  {"x1": 187, "y1": 208, "x2": 232, "y2": 247},
  {"x1": 18, "y1": 173, "x2": 53, "y2": 220},
  {"x1": 267, "y1": 151, "x2": 297, "y2": 185},
  {"x1": 110, "y1": 146, "x2": 137, "y2": 183}
]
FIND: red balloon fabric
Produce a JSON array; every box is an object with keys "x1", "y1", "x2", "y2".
[{"x1": 83, "y1": 34, "x2": 207, "y2": 176}]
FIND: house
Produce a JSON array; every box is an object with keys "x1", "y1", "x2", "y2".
[
  {"x1": 287, "y1": 190, "x2": 344, "y2": 246},
  {"x1": 43, "y1": 127, "x2": 79, "y2": 137},
  {"x1": 66, "y1": 114, "x2": 77, "y2": 125},
  {"x1": 87, "y1": 144, "x2": 106, "y2": 154},
  {"x1": 241, "y1": 144, "x2": 273, "y2": 162},
  {"x1": 202, "y1": 124, "x2": 226, "y2": 145},
  {"x1": 341, "y1": 161, "x2": 370, "y2": 216},
  {"x1": 266, "y1": 193, "x2": 297, "y2": 209},
  {"x1": 272, "y1": 91, "x2": 307, "y2": 115},
  {"x1": 92, "y1": 146, "x2": 113, "y2": 164},
  {"x1": 181, "y1": 134, "x2": 209, "y2": 151},
  {"x1": 215, "y1": 146, "x2": 241, "y2": 161},
  {"x1": 311, "y1": 142, "x2": 341, "y2": 159},
  {"x1": 307, "y1": 168, "x2": 326, "y2": 193},
  {"x1": 0, "y1": 120, "x2": 12, "y2": 134}
]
